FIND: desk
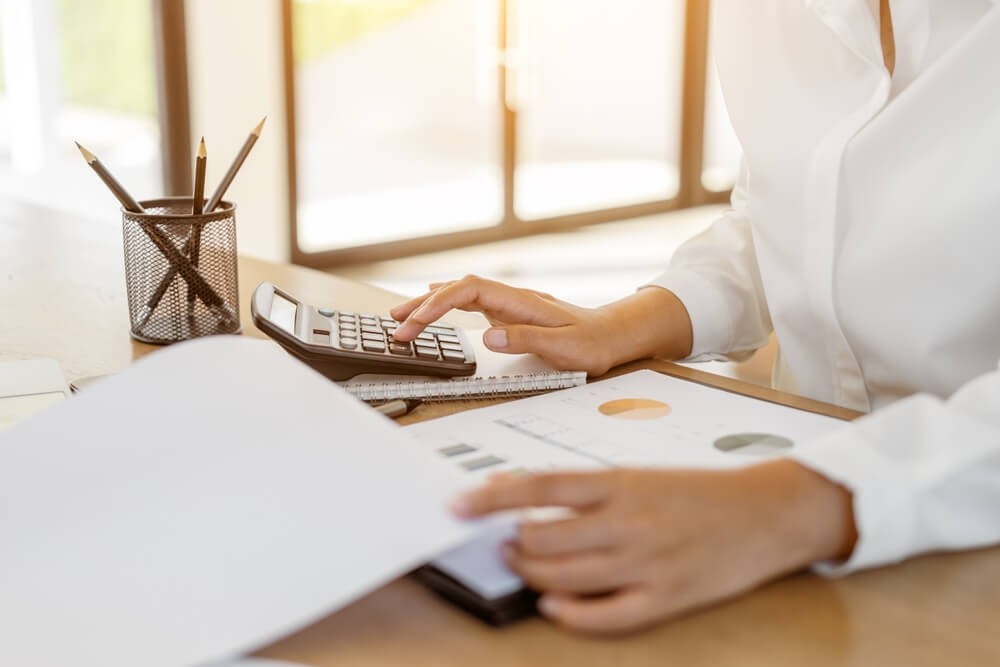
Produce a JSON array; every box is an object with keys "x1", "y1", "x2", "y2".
[{"x1": 3, "y1": 203, "x2": 999, "y2": 666}]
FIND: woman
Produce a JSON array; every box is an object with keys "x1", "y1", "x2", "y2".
[{"x1": 392, "y1": 0, "x2": 1000, "y2": 634}]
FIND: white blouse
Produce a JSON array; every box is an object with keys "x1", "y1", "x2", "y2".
[{"x1": 654, "y1": 0, "x2": 1000, "y2": 571}]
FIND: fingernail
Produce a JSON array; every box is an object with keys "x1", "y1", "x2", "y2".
[
  {"x1": 538, "y1": 596, "x2": 561, "y2": 618},
  {"x1": 484, "y1": 328, "x2": 508, "y2": 350}
]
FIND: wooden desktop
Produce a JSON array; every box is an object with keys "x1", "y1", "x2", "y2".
[{"x1": 3, "y1": 202, "x2": 998, "y2": 666}]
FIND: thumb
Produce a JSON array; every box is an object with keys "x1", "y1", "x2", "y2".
[{"x1": 483, "y1": 324, "x2": 566, "y2": 360}]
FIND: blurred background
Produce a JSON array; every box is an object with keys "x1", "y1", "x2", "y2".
[{"x1": 0, "y1": 0, "x2": 742, "y2": 307}]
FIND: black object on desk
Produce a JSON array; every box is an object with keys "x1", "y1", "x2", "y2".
[{"x1": 413, "y1": 565, "x2": 539, "y2": 627}]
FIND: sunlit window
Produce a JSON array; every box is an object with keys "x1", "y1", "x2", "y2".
[
  {"x1": 293, "y1": 0, "x2": 503, "y2": 253},
  {"x1": 0, "y1": 0, "x2": 161, "y2": 219}
]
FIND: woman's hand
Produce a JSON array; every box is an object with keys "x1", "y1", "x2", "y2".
[
  {"x1": 390, "y1": 275, "x2": 694, "y2": 376},
  {"x1": 451, "y1": 461, "x2": 857, "y2": 635}
]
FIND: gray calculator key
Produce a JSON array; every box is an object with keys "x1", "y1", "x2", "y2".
[
  {"x1": 415, "y1": 346, "x2": 439, "y2": 360},
  {"x1": 361, "y1": 332, "x2": 385, "y2": 342},
  {"x1": 318, "y1": 308, "x2": 335, "y2": 317},
  {"x1": 362, "y1": 340, "x2": 386, "y2": 352},
  {"x1": 389, "y1": 342, "x2": 413, "y2": 356},
  {"x1": 416, "y1": 332, "x2": 435, "y2": 342},
  {"x1": 438, "y1": 334, "x2": 460, "y2": 344},
  {"x1": 361, "y1": 325, "x2": 383, "y2": 335},
  {"x1": 439, "y1": 341, "x2": 463, "y2": 352},
  {"x1": 339, "y1": 322, "x2": 357, "y2": 332},
  {"x1": 441, "y1": 349, "x2": 466, "y2": 362},
  {"x1": 380, "y1": 318, "x2": 398, "y2": 328},
  {"x1": 339, "y1": 338, "x2": 357, "y2": 349}
]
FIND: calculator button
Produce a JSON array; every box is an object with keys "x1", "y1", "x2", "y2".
[
  {"x1": 318, "y1": 308, "x2": 335, "y2": 318},
  {"x1": 415, "y1": 346, "x2": 440, "y2": 360},
  {"x1": 439, "y1": 341, "x2": 463, "y2": 352},
  {"x1": 361, "y1": 325, "x2": 382, "y2": 335},
  {"x1": 425, "y1": 325, "x2": 452, "y2": 335},
  {"x1": 416, "y1": 332, "x2": 435, "y2": 343},
  {"x1": 437, "y1": 334, "x2": 460, "y2": 345},
  {"x1": 339, "y1": 322, "x2": 356, "y2": 332},
  {"x1": 339, "y1": 311, "x2": 356, "y2": 318},
  {"x1": 362, "y1": 340, "x2": 386, "y2": 352},
  {"x1": 441, "y1": 349, "x2": 466, "y2": 362},
  {"x1": 380, "y1": 318, "x2": 398, "y2": 328},
  {"x1": 389, "y1": 342, "x2": 413, "y2": 356},
  {"x1": 361, "y1": 332, "x2": 385, "y2": 342},
  {"x1": 339, "y1": 337, "x2": 357, "y2": 349}
]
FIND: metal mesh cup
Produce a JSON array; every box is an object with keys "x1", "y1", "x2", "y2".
[{"x1": 122, "y1": 197, "x2": 241, "y2": 344}]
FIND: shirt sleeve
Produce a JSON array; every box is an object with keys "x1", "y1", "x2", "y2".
[
  {"x1": 791, "y1": 363, "x2": 1000, "y2": 575},
  {"x1": 644, "y1": 163, "x2": 773, "y2": 362}
]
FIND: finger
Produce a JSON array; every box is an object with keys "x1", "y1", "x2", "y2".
[
  {"x1": 483, "y1": 325, "x2": 588, "y2": 370},
  {"x1": 539, "y1": 589, "x2": 658, "y2": 635},
  {"x1": 516, "y1": 513, "x2": 620, "y2": 556},
  {"x1": 394, "y1": 276, "x2": 567, "y2": 341},
  {"x1": 450, "y1": 472, "x2": 615, "y2": 518},
  {"x1": 389, "y1": 290, "x2": 436, "y2": 322},
  {"x1": 504, "y1": 544, "x2": 636, "y2": 594}
]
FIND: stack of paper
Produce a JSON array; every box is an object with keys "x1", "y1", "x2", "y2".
[{"x1": 0, "y1": 337, "x2": 498, "y2": 667}]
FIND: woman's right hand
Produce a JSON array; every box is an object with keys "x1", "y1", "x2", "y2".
[{"x1": 390, "y1": 276, "x2": 693, "y2": 377}]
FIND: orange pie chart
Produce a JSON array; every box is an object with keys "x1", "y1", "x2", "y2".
[{"x1": 598, "y1": 398, "x2": 672, "y2": 420}]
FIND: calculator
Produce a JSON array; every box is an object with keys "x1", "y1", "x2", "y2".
[{"x1": 251, "y1": 282, "x2": 477, "y2": 381}]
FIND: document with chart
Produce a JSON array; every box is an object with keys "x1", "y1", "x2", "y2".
[
  {"x1": 407, "y1": 369, "x2": 848, "y2": 478},
  {"x1": 410, "y1": 370, "x2": 851, "y2": 600}
]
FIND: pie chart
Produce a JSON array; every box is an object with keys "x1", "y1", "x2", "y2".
[
  {"x1": 714, "y1": 433, "x2": 794, "y2": 456},
  {"x1": 598, "y1": 398, "x2": 672, "y2": 420}
]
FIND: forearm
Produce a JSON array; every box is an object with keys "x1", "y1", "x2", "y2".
[{"x1": 599, "y1": 287, "x2": 694, "y2": 368}]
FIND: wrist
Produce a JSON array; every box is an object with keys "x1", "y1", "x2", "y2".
[
  {"x1": 754, "y1": 460, "x2": 858, "y2": 569},
  {"x1": 598, "y1": 287, "x2": 694, "y2": 368}
]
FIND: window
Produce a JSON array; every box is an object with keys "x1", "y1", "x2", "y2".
[
  {"x1": 287, "y1": 0, "x2": 734, "y2": 265},
  {"x1": 512, "y1": 0, "x2": 686, "y2": 220},
  {"x1": 0, "y1": 0, "x2": 161, "y2": 218},
  {"x1": 291, "y1": 0, "x2": 503, "y2": 253}
]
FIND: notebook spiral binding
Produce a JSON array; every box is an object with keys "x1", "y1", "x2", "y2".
[{"x1": 340, "y1": 371, "x2": 588, "y2": 403}]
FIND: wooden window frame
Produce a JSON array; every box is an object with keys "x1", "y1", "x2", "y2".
[{"x1": 152, "y1": 0, "x2": 192, "y2": 197}]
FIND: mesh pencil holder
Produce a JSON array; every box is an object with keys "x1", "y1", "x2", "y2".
[{"x1": 122, "y1": 197, "x2": 241, "y2": 344}]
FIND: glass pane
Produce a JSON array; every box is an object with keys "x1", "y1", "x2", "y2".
[
  {"x1": 293, "y1": 0, "x2": 503, "y2": 254},
  {"x1": 0, "y1": 0, "x2": 161, "y2": 218},
  {"x1": 512, "y1": 0, "x2": 685, "y2": 221},
  {"x1": 702, "y1": 32, "x2": 741, "y2": 192}
]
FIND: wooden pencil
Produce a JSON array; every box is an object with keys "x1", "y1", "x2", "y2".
[
  {"x1": 188, "y1": 138, "x2": 208, "y2": 307},
  {"x1": 75, "y1": 142, "x2": 145, "y2": 213},
  {"x1": 192, "y1": 137, "x2": 207, "y2": 215},
  {"x1": 204, "y1": 116, "x2": 266, "y2": 213}
]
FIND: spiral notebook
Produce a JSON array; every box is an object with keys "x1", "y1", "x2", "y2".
[{"x1": 338, "y1": 329, "x2": 587, "y2": 402}]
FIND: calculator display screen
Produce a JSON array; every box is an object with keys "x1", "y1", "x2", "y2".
[{"x1": 270, "y1": 292, "x2": 298, "y2": 334}]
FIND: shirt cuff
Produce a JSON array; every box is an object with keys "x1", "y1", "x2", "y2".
[
  {"x1": 642, "y1": 268, "x2": 734, "y2": 362},
  {"x1": 790, "y1": 424, "x2": 916, "y2": 576}
]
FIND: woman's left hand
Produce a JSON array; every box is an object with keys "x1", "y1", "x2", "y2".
[{"x1": 450, "y1": 461, "x2": 856, "y2": 635}]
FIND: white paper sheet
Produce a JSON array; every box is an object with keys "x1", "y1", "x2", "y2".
[
  {"x1": 415, "y1": 370, "x2": 849, "y2": 599},
  {"x1": 0, "y1": 337, "x2": 496, "y2": 667}
]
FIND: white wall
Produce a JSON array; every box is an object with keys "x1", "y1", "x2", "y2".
[{"x1": 185, "y1": 0, "x2": 290, "y2": 262}]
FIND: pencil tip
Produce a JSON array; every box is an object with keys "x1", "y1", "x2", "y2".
[
  {"x1": 253, "y1": 116, "x2": 267, "y2": 136},
  {"x1": 75, "y1": 141, "x2": 96, "y2": 163},
  {"x1": 198, "y1": 137, "x2": 207, "y2": 158}
]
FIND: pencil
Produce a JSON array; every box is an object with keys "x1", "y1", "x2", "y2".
[
  {"x1": 75, "y1": 142, "x2": 145, "y2": 213},
  {"x1": 188, "y1": 138, "x2": 208, "y2": 308},
  {"x1": 204, "y1": 116, "x2": 266, "y2": 213},
  {"x1": 192, "y1": 137, "x2": 207, "y2": 215}
]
